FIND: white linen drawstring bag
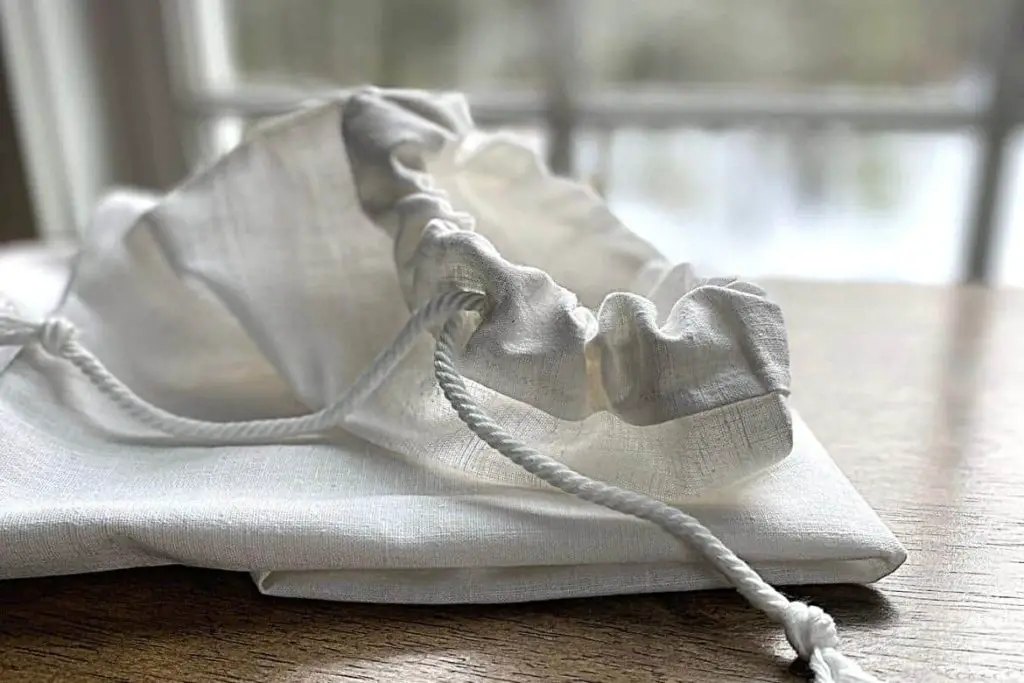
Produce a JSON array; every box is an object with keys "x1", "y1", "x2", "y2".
[{"x1": 0, "y1": 88, "x2": 904, "y2": 681}]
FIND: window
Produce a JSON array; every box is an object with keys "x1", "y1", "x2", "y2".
[{"x1": 3, "y1": 0, "x2": 1022, "y2": 285}]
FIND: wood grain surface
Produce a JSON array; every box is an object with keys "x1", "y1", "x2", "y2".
[{"x1": 2, "y1": 280, "x2": 1023, "y2": 682}]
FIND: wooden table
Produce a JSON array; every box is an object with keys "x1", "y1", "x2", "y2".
[{"x1": 2, "y1": 281, "x2": 1023, "y2": 682}]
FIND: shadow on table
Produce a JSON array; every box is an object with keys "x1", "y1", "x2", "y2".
[{"x1": 0, "y1": 566, "x2": 896, "y2": 681}]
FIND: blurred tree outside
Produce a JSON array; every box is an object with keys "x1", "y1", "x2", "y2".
[
  {"x1": 231, "y1": 0, "x2": 994, "y2": 89},
  {"x1": 224, "y1": 0, "x2": 1001, "y2": 235}
]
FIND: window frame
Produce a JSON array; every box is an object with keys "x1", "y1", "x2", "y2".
[{"x1": 2, "y1": 0, "x2": 1022, "y2": 282}]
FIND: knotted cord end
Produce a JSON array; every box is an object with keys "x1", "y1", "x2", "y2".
[
  {"x1": 783, "y1": 602, "x2": 883, "y2": 682},
  {"x1": 0, "y1": 313, "x2": 76, "y2": 356},
  {"x1": 782, "y1": 602, "x2": 839, "y2": 660}
]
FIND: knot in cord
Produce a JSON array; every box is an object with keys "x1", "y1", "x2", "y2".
[
  {"x1": 37, "y1": 318, "x2": 76, "y2": 355},
  {"x1": 0, "y1": 313, "x2": 75, "y2": 355},
  {"x1": 782, "y1": 601, "x2": 839, "y2": 660},
  {"x1": 780, "y1": 603, "x2": 883, "y2": 682}
]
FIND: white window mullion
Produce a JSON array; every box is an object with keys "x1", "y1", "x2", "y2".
[
  {"x1": 0, "y1": 0, "x2": 110, "y2": 239},
  {"x1": 163, "y1": 0, "x2": 244, "y2": 159},
  {"x1": 537, "y1": 0, "x2": 582, "y2": 176}
]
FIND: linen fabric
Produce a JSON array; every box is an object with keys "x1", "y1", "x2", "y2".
[{"x1": 0, "y1": 88, "x2": 905, "y2": 602}]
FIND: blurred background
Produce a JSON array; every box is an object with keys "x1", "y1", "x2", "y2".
[{"x1": 0, "y1": 0, "x2": 1022, "y2": 286}]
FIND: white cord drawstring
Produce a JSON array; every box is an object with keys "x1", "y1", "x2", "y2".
[
  {"x1": 432, "y1": 306, "x2": 883, "y2": 683},
  {"x1": 0, "y1": 291, "x2": 883, "y2": 681},
  {"x1": 0, "y1": 291, "x2": 480, "y2": 442}
]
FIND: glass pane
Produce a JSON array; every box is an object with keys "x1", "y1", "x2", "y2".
[
  {"x1": 194, "y1": 116, "x2": 246, "y2": 161},
  {"x1": 579, "y1": 128, "x2": 979, "y2": 284},
  {"x1": 222, "y1": 0, "x2": 543, "y2": 89},
  {"x1": 580, "y1": 0, "x2": 1003, "y2": 91}
]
